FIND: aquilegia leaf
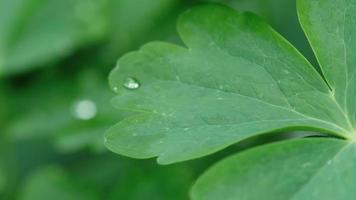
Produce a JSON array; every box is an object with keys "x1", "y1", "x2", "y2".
[
  {"x1": 192, "y1": 138, "x2": 356, "y2": 200},
  {"x1": 298, "y1": 0, "x2": 356, "y2": 128},
  {"x1": 105, "y1": 3, "x2": 355, "y2": 164},
  {"x1": 191, "y1": 0, "x2": 356, "y2": 199}
]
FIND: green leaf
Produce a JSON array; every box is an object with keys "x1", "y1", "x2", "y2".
[
  {"x1": 0, "y1": 0, "x2": 107, "y2": 76},
  {"x1": 106, "y1": 4, "x2": 354, "y2": 164},
  {"x1": 191, "y1": 138, "x2": 356, "y2": 200},
  {"x1": 297, "y1": 0, "x2": 356, "y2": 129}
]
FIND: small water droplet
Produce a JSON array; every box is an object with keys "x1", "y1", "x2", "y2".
[
  {"x1": 113, "y1": 86, "x2": 119, "y2": 92},
  {"x1": 327, "y1": 160, "x2": 332, "y2": 165},
  {"x1": 217, "y1": 97, "x2": 223, "y2": 100},
  {"x1": 123, "y1": 77, "x2": 140, "y2": 90},
  {"x1": 72, "y1": 99, "x2": 97, "y2": 120},
  {"x1": 132, "y1": 133, "x2": 138, "y2": 137}
]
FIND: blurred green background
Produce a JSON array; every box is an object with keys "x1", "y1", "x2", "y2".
[{"x1": 0, "y1": 0, "x2": 315, "y2": 199}]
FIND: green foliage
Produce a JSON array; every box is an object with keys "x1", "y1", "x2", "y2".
[
  {"x1": 0, "y1": 0, "x2": 107, "y2": 76},
  {"x1": 0, "y1": 0, "x2": 182, "y2": 77},
  {"x1": 3, "y1": 0, "x2": 351, "y2": 199},
  {"x1": 107, "y1": 0, "x2": 356, "y2": 199}
]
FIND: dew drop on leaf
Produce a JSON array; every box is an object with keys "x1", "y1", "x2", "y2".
[
  {"x1": 123, "y1": 77, "x2": 140, "y2": 90},
  {"x1": 72, "y1": 99, "x2": 97, "y2": 120}
]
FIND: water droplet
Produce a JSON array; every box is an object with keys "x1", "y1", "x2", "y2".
[
  {"x1": 72, "y1": 99, "x2": 97, "y2": 120},
  {"x1": 113, "y1": 86, "x2": 119, "y2": 92},
  {"x1": 327, "y1": 160, "x2": 332, "y2": 165},
  {"x1": 217, "y1": 97, "x2": 223, "y2": 100},
  {"x1": 123, "y1": 77, "x2": 140, "y2": 90}
]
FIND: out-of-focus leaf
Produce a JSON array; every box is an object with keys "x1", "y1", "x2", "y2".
[
  {"x1": 101, "y1": 0, "x2": 181, "y2": 62},
  {"x1": 53, "y1": 126, "x2": 108, "y2": 154},
  {"x1": 4, "y1": 68, "x2": 127, "y2": 153},
  {"x1": 0, "y1": 0, "x2": 108, "y2": 76},
  {"x1": 19, "y1": 166, "x2": 99, "y2": 200},
  {"x1": 107, "y1": 160, "x2": 194, "y2": 200}
]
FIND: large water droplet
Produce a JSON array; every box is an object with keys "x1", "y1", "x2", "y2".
[
  {"x1": 123, "y1": 77, "x2": 140, "y2": 90},
  {"x1": 72, "y1": 99, "x2": 97, "y2": 120}
]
